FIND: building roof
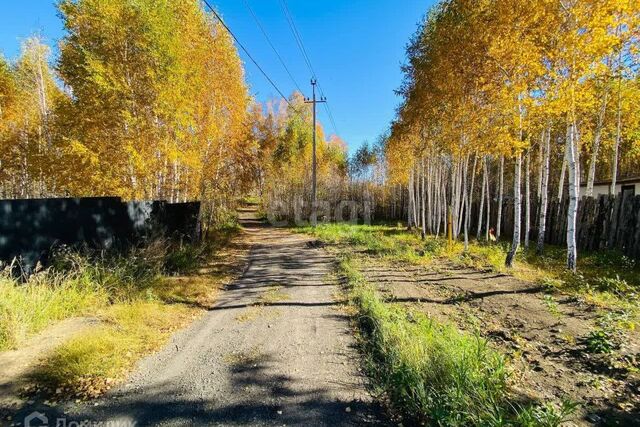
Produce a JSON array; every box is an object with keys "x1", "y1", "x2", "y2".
[{"x1": 580, "y1": 176, "x2": 640, "y2": 187}]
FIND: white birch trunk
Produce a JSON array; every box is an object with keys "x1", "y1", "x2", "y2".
[
  {"x1": 436, "y1": 163, "x2": 442, "y2": 236},
  {"x1": 421, "y1": 158, "x2": 426, "y2": 239},
  {"x1": 558, "y1": 133, "x2": 567, "y2": 202},
  {"x1": 484, "y1": 159, "x2": 491, "y2": 241},
  {"x1": 524, "y1": 149, "x2": 531, "y2": 249},
  {"x1": 477, "y1": 157, "x2": 486, "y2": 240},
  {"x1": 611, "y1": 81, "x2": 622, "y2": 196},
  {"x1": 457, "y1": 156, "x2": 468, "y2": 237},
  {"x1": 586, "y1": 92, "x2": 608, "y2": 198},
  {"x1": 408, "y1": 167, "x2": 416, "y2": 228},
  {"x1": 467, "y1": 154, "x2": 477, "y2": 248},
  {"x1": 442, "y1": 169, "x2": 448, "y2": 237},
  {"x1": 537, "y1": 129, "x2": 544, "y2": 200},
  {"x1": 426, "y1": 159, "x2": 433, "y2": 234},
  {"x1": 462, "y1": 155, "x2": 470, "y2": 251},
  {"x1": 496, "y1": 155, "x2": 504, "y2": 239},
  {"x1": 537, "y1": 127, "x2": 551, "y2": 254},
  {"x1": 566, "y1": 121, "x2": 580, "y2": 271},
  {"x1": 505, "y1": 153, "x2": 522, "y2": 267}
]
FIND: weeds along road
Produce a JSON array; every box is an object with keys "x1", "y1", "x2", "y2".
[{"x1": 59, "y1": 207, "x2": 384, "y2": 426}]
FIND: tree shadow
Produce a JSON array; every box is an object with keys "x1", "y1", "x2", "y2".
[{"x1": 8, "y1": 347, "x2": 388, "y2": 426}]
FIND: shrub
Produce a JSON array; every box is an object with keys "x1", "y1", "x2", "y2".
[{"x1": 163, "y1": 242, "x2": 204, "y2": 275}]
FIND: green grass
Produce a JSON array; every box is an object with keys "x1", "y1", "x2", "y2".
[
  {"x1": 297, "y1": 223, "x2": 636, "y2": 424},
  {"x1": 0, "y1": 227, "x2": 241, "y2": 351},
  {"x1": 298, "y1": 223, "x2": 446, "y2": 262},
  {"x1": 0, "y1": 273, "x2": 108, "y2": 350},
  {"x1": 458, "y1": 243, "x2": 640, "y2": 313},
  {"x1": 0, "y1": 250, "x2": 160, "y2": 351},
  {"x1": 0, "y1": 229, "x2": 241, "y2": 401},
  {"x1": 299, "y1": 223, "x2": 640, "y2": 312},
  {"x1": 339, "y1": 257, "x2": 575, "y2": 426},
  {"x1": 31, "y1": 301, "x2": 196, "y2": 399}
]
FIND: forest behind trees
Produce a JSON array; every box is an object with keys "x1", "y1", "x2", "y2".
[{"x1": 375, "y1": 0, "x2": 640, "y2": 271}]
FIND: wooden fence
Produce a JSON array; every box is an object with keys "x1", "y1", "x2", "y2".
[{"x1": 469, "y1": 194, "x2": 640, "y2": 260}]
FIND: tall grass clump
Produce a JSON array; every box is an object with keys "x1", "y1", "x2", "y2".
[
  {"x1": 49, "y1": 243, "x2": 165, "y2": 302},
  {"x1": 0, "y1": 269, "x2": 108, "y2": 350},
  {"x1": 0, "y1": 238, "x2": 210, "y2": 351},
  {"x1": 339, "y1": 258, "x2": 574, "y2": 426}
]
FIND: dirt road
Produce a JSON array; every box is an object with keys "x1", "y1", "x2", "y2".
[{"x1": 45, "y1": 209, "x2": 383, "y2": 426}]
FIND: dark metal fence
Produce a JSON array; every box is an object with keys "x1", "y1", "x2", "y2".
[{"x1": 0, "y1": 197, "x2": 200, "y2": 268}]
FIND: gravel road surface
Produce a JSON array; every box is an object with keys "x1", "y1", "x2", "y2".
[{"x1": 54, "y1": 210, "x2": 385, "y2": 426}]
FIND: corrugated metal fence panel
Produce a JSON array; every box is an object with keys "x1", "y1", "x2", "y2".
[{"x1": 0, "y1": 197, "x2": 200, "y2": 268}]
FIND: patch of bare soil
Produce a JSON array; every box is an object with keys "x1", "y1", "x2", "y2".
[{"x1": 357, "y1": 257, "x2": 640, "y2": 426}]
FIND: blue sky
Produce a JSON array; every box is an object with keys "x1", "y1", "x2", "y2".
[{"x1": 0, "y1": 0, "x2": 433, "y2": 153}]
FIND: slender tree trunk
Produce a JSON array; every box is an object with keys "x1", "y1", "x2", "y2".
[
  {"x1": 421, "y1": 158, "x2": 426, "y2": 239},
  {"x1": 558, "y1": 124, "x2": 569, "y2": 221},
  {"x1": 463, "y1": 155, "x2": 470, "y2": 251},
  {"x1": 611, "y1": 80, "x2": 622, "y2": 196},
  {"x1": 586, "y1": 92, "x2": 608, "y2": 197},
  {"x1": 537, "y1": 126, "x2": 551, "y2": 254},
  {"x1": 496, "y1": 155, "x2": 504, "y2": 239},
  {"x1": 484, "y1": 159, "x2": 491, "y2": 241},
  {"x1": 408, "y1": 167, "x2": 416, "y2": 228},
  {"x1": 457, "y1": 156, "x2": 468, "y2": 237},
  {"x1": 451, "y1": 161, "x2": 459, "y2": 237},
  {"x1": 434, "y1": 164, "x2": 439, "y2": 235},
  {"x1": 524, "y1": 149, "x2": 531, "y2": 249},
  {"x1": 442, "y1": 169, "x2": 448, "y2": 237},
  {"x1": 466, "y1": 154, "x2": 477, "y2": 248},
  {"x1": 506, "y1": 153, "x2": 522, "y2": 267},
  {"x1": 436, "y1": 163, "x2": 442, "y2": 236},
  {"x1": 537, "y1": 130, "x2": 544, "y2": 200},
  {"x1": 427, "y1": 159, "x2": 433, "y2": 234},
  {"x1": 566, "y1": 121, "x2": 580, "y2": 272},
  {"x1": 506, "y1": 98, "x2": 525, "y2": 266},
  {"x1": 415, "y1": 163, "x2": 421, "y2": 230},
  {"x1": 477, "y1": 157, "x2": 486, "y2": 240}
]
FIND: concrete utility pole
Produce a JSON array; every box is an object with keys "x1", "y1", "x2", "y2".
[{"x1": 304, "y1": 79, "x2": 326, "y2": 227}]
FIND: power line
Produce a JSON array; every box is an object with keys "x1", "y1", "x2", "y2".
[
  {"x1": 240, "y1": 0, "x2": 302, "y2": 94},
  {"x1": 278, "y1": 0, "x2": 340, "y2": 136},
  {"x1": 321, "y1": 101, "x2": 339, "y2": 138},
  {"x1": 279, "y1": 0, "x2": 317, "y2": 79},
  {"x1": 201, "y1": 0, "x2": 294, "y2": 109}
]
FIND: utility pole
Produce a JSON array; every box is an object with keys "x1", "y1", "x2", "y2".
[{"x1": 304, "y1": 79, "x2": 326, "y2": 227}]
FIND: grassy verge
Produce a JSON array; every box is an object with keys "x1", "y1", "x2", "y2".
[
  {"x1": 0, "y1": 226, "x2": 242, "y2": 400},
  {"x1": 298, "y1": 223, "x2": 639, "y2": 313},
  {"x1": 339, "y1": 256, "x2": 576, "y2": 426},
  {"x1": 30, "y1": 301, "x2": 197, "y2": 400}
]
